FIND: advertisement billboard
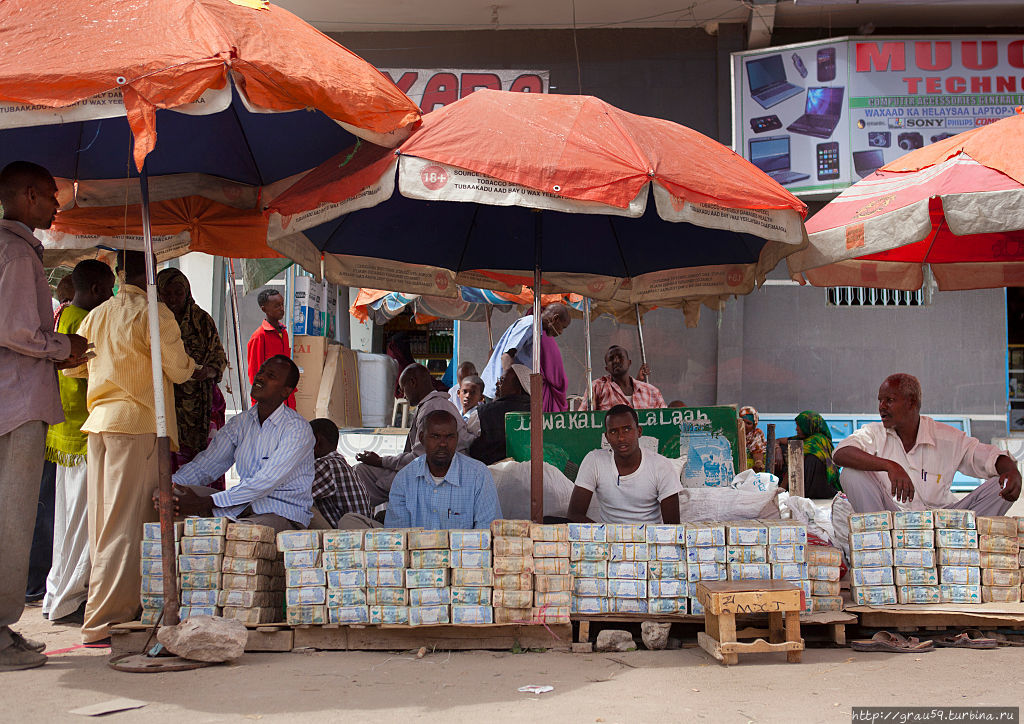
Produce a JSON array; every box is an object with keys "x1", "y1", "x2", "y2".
[
  {"x1": 380, "y1": 69, "x2": 549, "y2": 112},
  {"x1": 733, "y1": 36, "x2": 1024, "y2": 196}
]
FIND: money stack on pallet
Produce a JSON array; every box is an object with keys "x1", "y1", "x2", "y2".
[
  {"x1": 646, "y1": 524, "x2": 687, "y2": 615},
  {"x1": 607, "y1": 523, "x2": 649, "y2": 615},
  {"x1": 934, "y1": 509, "x2": 981, "y2": 604},
  {"x1": 364, "y1": 529, "x2": 409, "y2": 624},
  {"x1": 179, "y1": 517, "x2": 229, "y2": 618},
  {"x1": 765, "y1": 520, "x2": 812, "y2": 612},
  {"x1": 569, "y1": 523, "x2": 609, "y2": 615},
  {"x1": 977, "y1": 516, "x2": 1021, "y2": 603},
  {"x1": 848, "y1": 512, "x2": 897, "y2": 606},
  {"x1": 279, "y1": 530, "x2": 325, "y2": 625},
  {"x1": 685, "y1": 522, "x2": 727, "y2": 616},
  {"x1": 491, "y1": 519, "x2": 535, "y2": 624},
  {"x1": 725, "y1": 520, "x2": 771, "y2": 584},
  {"x1": 449, "y1": 529, "x2": 493, "y2": 624},
  {"x1": 530, "y1": 524, "x2": 571, "y2": 624},
  {"x1": 139, "y1": 521, "x2": 182, "y2": 624},
  {"x1": 892, "y1": 510, "x2": 939, "y2": 604},
  {"x1": 406, "y1": 529, "x2": 451, "y2": 626},
  {"x1": 219, "y1": 523, "x2": 284, "y2": 624},
  {"x1": 323, "y1": 530, "x2": 369, "y2": 624},
  {"x1": 806, "y1": 545, "x2": 843, "y2": 612}
]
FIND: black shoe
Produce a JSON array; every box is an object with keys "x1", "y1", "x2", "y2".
[
  {"x1": 83, "y1": 637, "x2": 111, "y2": 648},
  {"x1": 51, "y1": 602, "x2": 86, "y2": 626}
]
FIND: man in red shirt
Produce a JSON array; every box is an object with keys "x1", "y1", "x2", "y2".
[
  {"x1": 247, "y1": 289, "x2": 295, "y2": 409},
  {"x1": 589, "y1": 345, "x2": 665, "y2": 411}
]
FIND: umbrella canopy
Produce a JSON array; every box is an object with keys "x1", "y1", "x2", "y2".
[
  {"x1": 0, "y1": 0, "x2": 421, "y2": 259},
  {"x1": 350, "y1": 286, "x2": 587, "y2": 325},
  {"x1": 0, "y1": 0, "x2": 422, "y2": 627},
  {"x1": 266, "y1": 89, "x2": 808, "y2": 310},
  {"x1": 789, "y1": 110, "x2": 1024, "y2": 291}
]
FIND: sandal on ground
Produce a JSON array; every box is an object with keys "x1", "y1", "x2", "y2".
[
  {"x1": 933, "y1": 630, "x2": 998, "y2": 649},
  {"x1": 982, "y1": 631, "x2": 1024, "y2": 647},
  {"x1": 850, "y1": 631, "x2": 934, "y2": 653}
]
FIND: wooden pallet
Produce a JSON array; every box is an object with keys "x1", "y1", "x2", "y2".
[
  {"x1": 110, "y1": 621, "x2": 569, "y2": 655},
  {"x1": 846, "y1": 602, "x2": 1024, "y2": 631},
  {"x1": 571, "y1": 611, "x2": 855, "y2": 646}
]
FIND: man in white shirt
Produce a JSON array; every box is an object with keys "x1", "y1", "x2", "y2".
[
  {"x1": 833, "y1": 373, "x2": 1021, "y2": 514},
  {"x1": 567, "y1": 404, "x2": 682, "y2": 524}
]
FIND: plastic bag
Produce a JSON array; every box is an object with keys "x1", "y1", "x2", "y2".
[
  {"x1": 731, "y1": 469, "x2": 779, "y2": 492},
  {"x1": 677, "y1": 486, "x2": 780, "y2": 522},
  {"x1": 783, "y1": 494, "x2": 838, "y2": 546},
  {"x1": 829, "y1": 493, "x2": 854, "y2": 562},
  {"x1": 488, "y1": 460, "x2": 582, "y2": 520}
]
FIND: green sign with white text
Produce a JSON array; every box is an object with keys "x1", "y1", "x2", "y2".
[{"x1": 504, "y1": 406, "x2": 741, "y2": 483}]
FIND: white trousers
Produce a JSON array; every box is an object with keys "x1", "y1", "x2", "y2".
[{"x1": 43, "y1": 463, "x2": 90, "y2": 621}]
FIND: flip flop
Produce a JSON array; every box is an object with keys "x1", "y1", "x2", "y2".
[
  {"x1": 850, "y1": 631, "x2": 935, "y2": 653},
  {"x1": 983, "y1": 631, "x2": 1024, "y2": 647},
  {"x1": 933, "y1": 630, "x2": 998, "y2": 649}
]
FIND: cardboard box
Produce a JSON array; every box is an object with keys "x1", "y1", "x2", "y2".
[
  {"x1": 293, "y1": 335, "x2": 329, "y2": 420},
  {"x1": 316, "y1": 344, "x2": 362, "y2": 427},
  {"x1": 292, "y1": 275, "x2": 323, "y2": 337}
]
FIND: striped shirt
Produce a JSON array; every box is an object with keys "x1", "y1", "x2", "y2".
[
  {"x1": 384, "y1": 453, "x2": 501, "y2": 530},
  {"x1": 71, "y1": 283, "x2": 196, "y2": 449},
  {"x1": 173, "y1": 403, "x2": 315, "y2": 526},
  {"x1": 590, "y1": 375, "x2": 666, "y2": 411},
  {"x1": 312, "y1": 451, "x2": 371, "y2": 525}
]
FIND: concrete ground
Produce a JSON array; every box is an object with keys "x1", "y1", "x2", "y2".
[{"x1": 4, "y1": 606, "x2": 1023, "y2": 723}]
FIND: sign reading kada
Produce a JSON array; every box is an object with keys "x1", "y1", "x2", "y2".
[{"x1": 380, "y1": 69, "x2": 550, "y2": 112}]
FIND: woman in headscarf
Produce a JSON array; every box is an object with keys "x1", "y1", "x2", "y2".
[
  {"x1": 794, "y1": 410, "x2": 841, "y2": 497},
  {"x1": 157, "y1": 268, "x2": 228, "y2": 479},
  {"x1": 739, "y1": 405, "x2": 766, "y2": 473}
]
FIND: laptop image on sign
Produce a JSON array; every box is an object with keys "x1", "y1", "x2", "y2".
[
  {"x1": 745, "y1": 55, "x2": 804, "y2": 109},
  {"x1": 748, "y1": 135, "x2": 809, "y2": 186},
  {"x1": 853, "y1": 149, "x2": 885, "y2": 178},
  {"x1": 787, "y1": 87, "x2": 844, "y2": 139}
]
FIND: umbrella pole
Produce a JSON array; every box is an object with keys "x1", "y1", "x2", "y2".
[
  {"x1": 226, "y1": 259, "x2": 248, "y2": 410},
  {"x1": 140, "y1": 167, "x2": 179, "y2": 628},
  {"x1": 530, "y1": 214, "x2": 544, "y2": 523},
  {"x1": 634, "y1": 303, "x2": 648, "y2": 382},
  {"x1": 584, "y1": 297, "x2": 593, "y2": 411},
  {"x1": 485, "y1": 305, "x2": 494, "y2": 354}
]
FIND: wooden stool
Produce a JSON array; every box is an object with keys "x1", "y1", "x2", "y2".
[{"x1": 695, "y1": 581, "x2": 804, "y2": 666}]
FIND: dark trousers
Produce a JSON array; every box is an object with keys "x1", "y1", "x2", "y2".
[{"x1": 26, "y1": 461, "x2": 56, "y2": 601}]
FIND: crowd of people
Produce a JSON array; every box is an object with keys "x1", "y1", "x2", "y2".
[{"x1": 2, "y1": 160, "x2": 1022, "y2": 672}]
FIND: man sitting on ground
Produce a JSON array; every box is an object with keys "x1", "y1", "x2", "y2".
[
  {"x1": 354, "y1": 363, "x2": 471, "y2": 507},
  {"x1": 385, "y1": 410, "x2": 501, "y2": 530},
  {"x1": 589, "y1": 345, "x2": 665, "y2": 410},
  {"x1": 309, "y1": 418, "x2": 371, "y2": 528},
  {"x1": 468, "y1": 364, "x2": 532, "y2": 465},
  {"x1": 834, "y1": 373, "x2": 1021, "y2": 514},
  {"x1": 567, "y1": 404, "x2": 682, "y2": 524},
  {"x1": 162, "y1": 356, "x2": 315, "y2": 532}
]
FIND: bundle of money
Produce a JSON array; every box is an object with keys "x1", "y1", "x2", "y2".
[
  {"x1": 891, "y1": 523, "x2": 937, "y2": 604},
  {"x1": 219, "y1": 522, "x2": 284, "y2": 624},
  {"x1": 805, "y1": 544, "x2": 842, "y2": 610},
  {"x1": 849, "y1": 516, "x2": 896, "y2": 607},
  {"x1": 531, "y1": 525, "x2": 570, "y2": 623},
  {"x1": 569, "y1": 523, "x2": 609, "y2": 616},
  {"x1": 489, "y1": 520, "x2": 534, "y2": 624},
  {"x1": 278, "y1": 529, "x2": 327, "y2": 625},
  {"x1": 178, "y1": 517, "x2": 230, "y2": 619},
  {"x1": 647, "y1": 556, "x2": 688, "y2": 615},
  {"x1": 934, "y1": 511, "x2": 980, "y2": 604},
  {"x1": 976, "y1": 517, "x2": 1020, "y2": 603},
  {"x1": 319, "y1": 529, "x2": 369, "y2": 625},
  {"x1": 450, "y1": 529, "x2": 493, "y2": 625},
  {"x1": 139, "y1": 521, "x2": 183, "y2": 624}
]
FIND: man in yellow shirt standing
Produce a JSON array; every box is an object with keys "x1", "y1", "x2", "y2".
[{"x1": 71, "y1": 251, "x2": 197, "y2": 645}]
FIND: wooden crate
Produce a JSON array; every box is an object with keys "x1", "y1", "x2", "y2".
[{"x1": 696, "y1": 581, "x2": 804, "y2": 665}]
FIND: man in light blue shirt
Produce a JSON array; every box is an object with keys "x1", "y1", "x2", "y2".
[
  {"x1": 384, "y1": 410, "x2": 501, "y2": 530},
  {"x1": 162, "y1": 355, "x2": 315, "y2": 532}
]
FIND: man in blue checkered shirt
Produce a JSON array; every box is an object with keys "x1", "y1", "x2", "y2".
[
  {"x1": 309, "y1": 418, "x2": 370, "y2": 527},
  {"x1": 384, "y1": 410, "x2": 501, "y2": 530}
]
